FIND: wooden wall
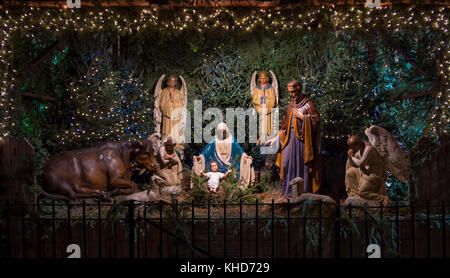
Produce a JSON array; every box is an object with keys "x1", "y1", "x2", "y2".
[
  {"x1": 417, "y1": 138, "x2": 450, "y2": 205},
  {"x1": 0, "y1": 137, "x2": 34, "y2": 200}
]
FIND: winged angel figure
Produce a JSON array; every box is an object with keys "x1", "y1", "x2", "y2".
[
  {"x1": 344, "y1": 125, "x2": 409, "y2": 206},
  {"x1": 251, "y1": 70, "x2": 279, "y2": 143},
  {"x1": 153, "y1": 74, "x2": 187, "y2": 158}
]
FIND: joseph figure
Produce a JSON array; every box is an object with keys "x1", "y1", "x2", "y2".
[{"x1": 266, "y1": 80, "x2": 321, "y2": 198}]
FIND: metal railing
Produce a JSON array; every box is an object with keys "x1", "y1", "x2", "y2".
[{"x1": 0, "y1": 199, "x2": 448, "y2": 258}]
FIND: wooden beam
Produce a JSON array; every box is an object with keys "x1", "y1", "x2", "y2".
[
  {"x1": 401, "y1": 91, "x2": 435, "y2": 99},
  {"x1": 393, "y1": 46, "x2": 427, "y2": 78},
  {"x1": 0, "y1": 0, "x2": 448, "y2": 9},
  {"x1": 20, "y1": 91, "x2": 56, "y2": 102},
  {"x1": 3, "y1": 0, "x2": 280, "y2": 8},
  {"x1": 31, "y1": 40, "x2": 62, "y2": 68}
]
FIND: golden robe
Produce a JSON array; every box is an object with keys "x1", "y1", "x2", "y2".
[
  {"x1": 159, "y1": 88, "x2": 184, "y2": 142},
  {"x1": 252, "y1": 85, "x2": 276, "y2": 138}
]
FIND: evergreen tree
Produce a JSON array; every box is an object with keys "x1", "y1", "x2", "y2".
[
  {"x1": 58, "y1": 52, "x2": 153, "y2": 148},
  {"x1": 195, "y1": 47, "x2": 251, "y2": 110},
  {"x1": 317, "y1": 33, "x2": 377, "y2": 156}
]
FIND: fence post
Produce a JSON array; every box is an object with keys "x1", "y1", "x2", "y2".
[
  {"x1": 175, "y1": 199, "x2": 179, "y2": 258},
  {"x1": 192, "y1": 200, "x2": 195, "y2": 258},
  {"x1": 318, "y1": 201, "x2": 322, "y2": 258},
  {"x1": 22, "y1": 202, "x2": 26, "y2": 258},
  {"x1": 6, "y1": 200, "x2": 11, "y2": 258},
  {"x1": 379, "y1": 201, "x2": 383, "y2": 258},
  {"x1": 224, "y1": 199, "x2": 227, "y2": 259},
  {"x1": 159, "y1": 201, "x2": 163, "y2": 258},
  {"x1": 272, "y1": 199, "x2": 275, "y2": 259},
  {"x1": 98, "y1": 200, "x2": 102, "y2": 258},
  {"x1": 113, "y1": 200, "x2": 117, "y2": 259},
  {"x1": 208, "y1": 199, "x2": 211, "y2": 257},
  {"x1": 411, "y1": 202, "x2": 415, "y2": 258},
  {"x1": 52, "y1": 200, "x2": 56, "y2": 258},
  {"x1": 395, "y1": 201, "x2": 400, "y2": 256},
  {"x1": 37, "y1": 200, "x2": 41, "y2": 258},
  {"x1": 82, "y1": 200, "x2": 87, "y2": 258},
  {"x1": 364, "y1": 207, "x2": 369, "y2": 258},
  {"x1": 239, "y1": 199, "x2": 242, "y2": 259},
  {"x1": 128, "y1": 200, "x2": 135, "y2": 258},
  {"x1": 144, "y1": 202, "x2": 147, "y2": 259},
  {"x1": 442, "y1": 200, "x2": 446, "y2": 259},
  {"x1": 334, "y1": 201, "x2": 341, "y2": 258},
  {"x1": 136, "y1": 209, "x2": 141, "y2": 258},
  {"x1": 426, "y1": 201, "x2": 430, "y2": 258},
  {"x1": 287, "y1": 199, "x2": 290, "y2": 258},
  {"x1": 255, "y1": 198, "x2": 259, "y2": 258},
  {"x1": 67, "y1": 203, "x2": 72, "y2": 247},
  {"x1": 303, "y1": 205, "x2": 307, "y2": 258}
]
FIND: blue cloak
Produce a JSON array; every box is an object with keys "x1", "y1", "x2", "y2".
[{"x1": 200, "y1": 137, "x2": 245, "y2": 178}]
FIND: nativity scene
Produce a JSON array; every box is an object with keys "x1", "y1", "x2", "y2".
[{"x1": 0, "y1": 1, "x2": 448, "y2": 259}]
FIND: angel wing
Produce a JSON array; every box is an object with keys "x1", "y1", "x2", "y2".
[
  {"x1": 178, "y1": 75, "x2": 188, "y2": 144},
  {"x1": 365, "y1": 125, "x2": 409, "y2": 183},
  {"x1": 179, "y1": 75, "x2": 187, "y2": 109},
  {"x1": 153, "y1": 74, "x2": 165, "y2": 134},
  {"x1": 250, "y1": 71, "x2": 257, "y2": 98},
  {"x1": 147, "y1": 132, "x2": 162, "y2": 157},
  {"x1": 269, "y1": 70, "x2": 279, "y2": 106}
]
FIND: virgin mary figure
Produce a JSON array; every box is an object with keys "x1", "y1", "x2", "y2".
[{"x1": 192, "y1": 122, "x2": 255, "y2": 188}]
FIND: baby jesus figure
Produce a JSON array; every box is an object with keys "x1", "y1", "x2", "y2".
[{"x1": 200, "y1": 161, "x2": 232, "y2": 193}]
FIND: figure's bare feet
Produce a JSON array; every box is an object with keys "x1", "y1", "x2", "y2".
[
  {"x1": 257, "y1": 192, "x2": 266, "y2": 200},
  {"x1": 99, "y1": 190, "x2": 112, "y2": 203}
]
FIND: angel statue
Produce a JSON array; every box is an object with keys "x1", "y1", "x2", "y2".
[
  {"x1": 251, "y1": 70, "x2": 279, "y2": 144},
  {"x1": 344, "y1": 125, "x2": 409, "y2": 207},
  {"x1": 154, "y1": 74, "x2": 187, "y2": 158}
]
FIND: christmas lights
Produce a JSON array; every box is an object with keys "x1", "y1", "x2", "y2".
[{"x1": 0, "y1": 5, "x2": 448, "y2": 139}]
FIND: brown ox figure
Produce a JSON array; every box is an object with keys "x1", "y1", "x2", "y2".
[{"x1": 41, "y1": 134, "x2": 161, "y2": 202}]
